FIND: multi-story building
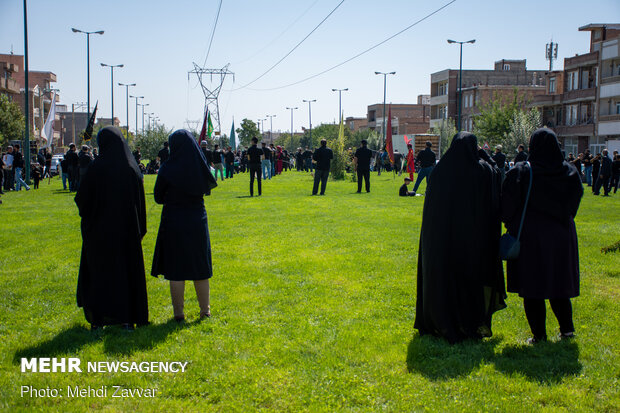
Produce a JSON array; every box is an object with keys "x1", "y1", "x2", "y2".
[
  {"x1": 0, "y1": 60, "x2": 20, "y2": 101},
  {"x1": 366, "y1": 96, "x2": 430, "y2": 136},
  {"x1": 430, "y1": 59, "x2": 546, "y2": 131},
  {"x1": 0, "y1": 53, "x2": 60, "y2": 148},
  {"x1": 596, "y1": 24, "x2": 620, "y2": 152},
  {"x1": 345, "y1": 117, "x2": 368, "y2": 133},
  {"x1": 532, "y1": 24, "x2": 620, "y2": 155}
]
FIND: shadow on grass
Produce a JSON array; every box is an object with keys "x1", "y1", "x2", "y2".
[
  {"x1": 236, "y1": 195, "x2": 254, "y2": 198},
  {"x1": 406, "y1": 334, "x2": 499, "y2": 380},
  {"x1": 494, "y1": 340, "x2": 582, "y2": 384},
  {"x1": 13, "y1": 319, "x2": 202, "y2": 362},
  {"x1": 407, "y1": 333, "x2": 582, "y2": 384}
]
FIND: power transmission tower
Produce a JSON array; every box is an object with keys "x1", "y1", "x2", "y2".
[
  {"x1": 184, "y1": 119, "x2": 201, "y2": 132},
  {"x1": 189, "y1": 63, "x2": 234, "y2": 134}
]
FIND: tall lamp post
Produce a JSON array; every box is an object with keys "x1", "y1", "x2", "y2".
[
  {"x1": 331, "y1": 88, "x2": 348, "y2": 124},
  {"x1": 374, "y1": 71, "x2": 395, "y2": 149},
  {"x1": 302, "y1": 99, "x2": 316, "y2": 147},
  {"x1": 447, "y1": 39, "x2": 475, "y2": 131},
  {"x1": 71, "y1": 27, "x2": 104, "y2": 120},
  {"x1": 100, "y1": 63, "x2": 123, "y2": 125},
  {"x1": 285, "y1": 106, "x2": 298, "y2": 140},
  {"x1": 130, "y1": 95, "x2": 143, "y2": 136},
  {"x1": 118, "y1": 82, "x2": 135, "y2": 138},
  {"x1": 266, "y1": 114, "x2": 276, "y2": 144},
  {"x1": 139, "y1": 103, "x2": 150, "y2": 134}
]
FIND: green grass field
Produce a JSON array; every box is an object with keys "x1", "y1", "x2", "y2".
[{"x1": 0, "y1": 171, "x2": 618, "y2": 412}]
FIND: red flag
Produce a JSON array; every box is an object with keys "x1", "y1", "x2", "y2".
[
  {"x1": 385, "y1": 105, "x2": 394, "y2": 163},
  {"x1": 198, "y1": 109, "x2": 209, "y2": 142}
]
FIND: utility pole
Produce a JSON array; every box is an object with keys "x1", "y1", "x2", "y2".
[
  {"x1": 448, "y1": 39, "x2": 475, "y2": 132},
  {"x1": 374, "y1": 72, "x2": 395, "y2": 148},
  {"x1": 331, "y1": 88, "x2": 348, "y2": 124},
  {"x1": 266, "y1": 114, "x2": 276, "y2": 144},
  {"x1": 303, "y1": 99, "x2": 316, "y2": 147}
]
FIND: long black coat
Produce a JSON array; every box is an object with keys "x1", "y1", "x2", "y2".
[
  {"x1": 414, "y1": 132, "x2": 506, "y2": 343},
  {"x1": 151, "y1": 130, "x2": 217, "y2": 281},
  {"x1": 75, "y1": 127, "x2": 148, "y2": 326},
  {"x1": 501, "y1": 128, "x2": 583, "y2": 299}
]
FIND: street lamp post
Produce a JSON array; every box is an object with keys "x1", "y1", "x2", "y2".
[
  {"x1": 118, "y1": 82, "x2": 135, "y2": 138},
  {"x1": 285, "y1": 106, "x2": 298, "y2": 140},
  {"x1": 266, "y1": 114, "x2": 276, "y2": 144},
  {"x1": 374, "y1": 72, "x2": 395, "y2": 149},
  {"x1": 139, "y1": 103, "x2": 150, "y2": 134},
  {"x1": 130, "y1": 95, "x2": 143, "y2": 136},
  {"x1": 72, "y1": 28, "x2": 104, "y2": 120},
  {"x1": 100, "y1": 63, "x2": 123, "y2": 125},
  {"x1": 331, "y1": 88, "x2": 348, "y2": 124},
  {"x1": 302, "y1": 99, "x2": 316, "y2": 147},
  {"x1": 447, "y1": 39, "x2": 475, "y2": 131}
]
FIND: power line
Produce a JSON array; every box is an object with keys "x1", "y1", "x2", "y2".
[
  {"x1": 247, "y1": 0, "x2": 457, "y2": 91},
  {"x1": 233, "y1": 0, "x2": 346, "y2": 91},
  {"x1": 203, "y1": 0, "x2": 224, "y2": 67},
  {"x1": 232, "y1": 0, "x2": 321, "y2": 65}
]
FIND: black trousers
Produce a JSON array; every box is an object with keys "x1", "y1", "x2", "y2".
[
  {"x1": 312, "y1": 169, "x2": 329, "y2": 195},
  {"x1": 225, "y1": 163, "x2": 234, "y2": 178},
  {"x1": 249, "y1": 165, "x2": 261, "y2": 196},
  {"x1": 523, "y1": 297, "x2": 574, "y2": 340},
  {"x1": 357, "y1": 169, "x2": 370, "y2": 192},
  {"x1": 593, "y1": 174, "x2": 611, "y2": 195}
]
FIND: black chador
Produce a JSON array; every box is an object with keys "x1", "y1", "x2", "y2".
[
  {"x1": 75, "y1": 127, "x2": 148, "y2": 328},
  {"x1": 414, "y1": 132, "x2": 506, "y2": 343},
  {"x1": 151, "y1": 130, "x2": 217, "y2": 281}
]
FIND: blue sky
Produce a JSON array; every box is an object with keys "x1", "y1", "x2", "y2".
[{"x1": 1, "y1": 0, "x2": 619, "y2": 134}]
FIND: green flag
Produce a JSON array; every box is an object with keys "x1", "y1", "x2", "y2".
[
  {"x1": 230, "y1": 120, "x2": 236, "y2": 151},
  {"x1": 207, "y1": 112, "x2": 214, "y2": 139}
]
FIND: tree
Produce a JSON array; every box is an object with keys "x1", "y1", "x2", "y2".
[
  {"x1": 235, "y1": 119, "x2": 260, "y2": 148},
  {"x1": 431, "y1": 118, "x2": 457, "y2": 157},
  {"x1": 0, "y1": 95, "x2": 25, "y2": 146},
  {"x1": 473, "y1": 89, "x2": 526, "y2": 147},
  {"x1": 132, "y1": 124, "x2": 172, "y2": 161},
  {"x1": 503, "y1": 108, "x2": 542, "y2": 156}
]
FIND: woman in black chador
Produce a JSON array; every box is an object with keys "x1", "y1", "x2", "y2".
[
  {"x1": 414, "y1": 132, "x2": 506, "y2": 343},
  {"x1": 152, "y1": 130, "x2": 217, "y2": 321},
  {"x1": 75, "y1": 127, "x2": 148, "y2": 330},
  {"x1": 501, "y1": 128, "x2": 582, "y2": 343}
]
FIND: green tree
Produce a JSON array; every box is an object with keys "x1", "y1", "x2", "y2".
[
  {"x1": 431, "y1": 118, "x2": 458, "y2": 156},
  {"x1": 328, "y1": 123, "x2": 348, "y2": 181},
  {"x1": 235, "y1": 119, "x2": 260, "y2": 148},
  {"x1": 473, "y1": 89, "x2": 526, "y2": 147},
  {"x1": 0, "y1": 95, "x2": 25, "y2": 146},
  {"x1": 132, "y1": 124, "x2": 172, "y2": 161},
  {"x1": 503, "y1": 108, "x2": 542, "y2": 156}
]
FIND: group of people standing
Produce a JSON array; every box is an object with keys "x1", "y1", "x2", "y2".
[
  {"x1": 415, "y1": 128, "x2": 582, "y2": 344},
  {"x1": 75, "y1": 127, "x2": 216, "y2": 329},
  {"x1": 567, "y1": 149, "x2": 619, "y2": 196}
]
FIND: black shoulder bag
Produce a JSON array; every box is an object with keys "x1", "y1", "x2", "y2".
[{"x1": 499, "y1": 162, "x2": 532, "y2": 260}]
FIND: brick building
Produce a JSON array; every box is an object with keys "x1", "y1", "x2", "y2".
[
  {"x1": 0, "y1": 53, "x2": 60, "y2": 149},
  {"x1": 345, "y1": 117, "x2": 368, "y2": 132},
  {"x1": 366, "y1": 95, "x2": 430, "y2": 136},
  {"x1": 430, "y1": 59, "x2": 547, "y2": 131},
  {"x1": 531, "y1": 24, "x2": 620, "y2": 155}
]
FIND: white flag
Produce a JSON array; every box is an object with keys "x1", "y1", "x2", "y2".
[{"x1": 41, "y1": 92, "x2": 57, "y2": 148}]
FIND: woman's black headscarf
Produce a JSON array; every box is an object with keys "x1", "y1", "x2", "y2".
[
  {"x1": 157, "y1": 129, "x2": 217, "y2": 196},
  {"x1": 96, "y1": 126, "x2": 142, "y2": 177},
  {"x1": 524, "y1": 128, "x2": 583, "y2": 220}
]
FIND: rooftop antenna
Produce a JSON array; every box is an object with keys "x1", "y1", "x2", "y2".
[
  {"x1": 188, "y1": 63, "x2": 234, "y2": 135},
  {"x1": 545, "y1": 40, "x2": 558, "y2": 71}
]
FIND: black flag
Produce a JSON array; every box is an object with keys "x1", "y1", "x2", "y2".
[{"x1": 83, "y1": 102, "x2": 98, "y2": 142}]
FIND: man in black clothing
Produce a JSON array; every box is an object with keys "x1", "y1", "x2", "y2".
[
  {"x1": 492, "y1": 145, "x2": 507, "y2": 181},
  {"x1": 303, "y1": 147, "x2": 313, "y2": 172},
  {"x1": 514, "y1": 144, "x2": 528, "y2": 163},
  {"x1": 77, "y1": 145, "x2": 93, "y2": 189},
  {"x1": 200, "y1": 140, "x2": 213, "y2": 167},
  {"x1": 12, "y1": 144, "x2": 30, "y2": 191},
  {"x1": 312, "y1": 139, "x2": 333, "y2": 195},
  {"x1": 261, "y1": 142, "x2": 272, "y2": 179},
  {"x1": 399, "y1": 177, "x2": 415, "y2": 196},
  {"x1": 296, "y1": 148, "x2": 303, "y2": 171},
  {"x1": 412, "y1": 141, "x2": 437, "y2": 195},
  {"x1": 393, "y1": 149, "x2": 403, "y2": 175},
  {"x1": 43, "y1": 149, "x2": 52, "y2": 179},
  {"x1": 247, "y1": 137, "x2": 263, "y2": 196},
  {"x1": 354, "y1": 139, "x2": 372, "y2": 193},
  {"x1": 133, "y1": 146, "x2": 142, "y2": 165},
  {"x1": 594, "y1": 149, "x2": 613, "y2": 196},
  {"x1": 158, "y1": 141, "x2": 170, "y2": 164},
  {"x1": 212, "y1": 144, "x2": 225, "y2": 181},
  {"x1": 225, "y1": 146, "x2": 235, "y2": 178},
  {"x1": 66, "y1": 143, "x2": 79, "y2": 192}
]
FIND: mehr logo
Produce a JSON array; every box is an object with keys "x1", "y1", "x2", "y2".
[{"x1": 21, "y1": 358, "x2": 82, "y2": 373}]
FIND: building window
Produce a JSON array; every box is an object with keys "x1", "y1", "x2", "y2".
[
  {"x1": 616, "y1": 102, "x2": 620, "y2": 115},
  {"x1": 438, "y1": 105, "x2": 448, "y2": 119},
  {"x1": 549, "y1": 77, "x2": 556, "y2": 93},
  {"x1": 563, "y1": 137, "x2": 578, "y2": 157},
  {"x1": 503, "y1": 63, "x2": 510, "y2": 71},
  {"x1": 437, "y1": 81, "x2": 448, "y2": 96},
  {"x1": 590, "y1": 136, "x2": 606, "y2": 155},
  {"x1": 566, "y1": 105, "x2": 578, "y2": 126},
  {"x1": 567, "y1": 71, "x2": 579, "y2": 91}
]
